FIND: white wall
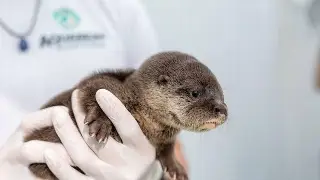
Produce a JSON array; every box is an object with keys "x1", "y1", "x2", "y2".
[
  {"x1": 142, "y1": 0, "x2": 288, "y2": 179},
  {"x1": 277, "y1": 1, "x2": 320, "y2": 180}
]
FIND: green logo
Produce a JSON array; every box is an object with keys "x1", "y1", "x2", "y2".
[{"x1": 53, "y1": 8, "x2": 80, "y2": 29}]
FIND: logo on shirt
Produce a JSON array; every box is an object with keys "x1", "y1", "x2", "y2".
[
  {"x1": 53, "y1": 8, "x2": 81, "y2": 29},
  {"x1": 39, "y1": 33, "x2": 105, "y2": 49},
  {"x1": 39, "y1": 8, "x2": 106, "y2": 50}
]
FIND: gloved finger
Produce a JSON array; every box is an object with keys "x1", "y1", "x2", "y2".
[
  {"x1": 72, "y1": 90, "x2": 141, "y2": 168},
  {"x1": 71, "y1": 89, "x2": 105, "y2": 155},
  {"x1": 20, "y1": 106, "x2": 68, "y2": 134},
  {"x1": 95, "y1": 89, "x2": 154, "y2": 155},
  {"x1": 98, "y1": 136, "x2": 137, "y2": 166},
  {"x1": 102, "y1": 137, "x2": 154, "y2": 175},
  {"x1": 51, "y1": 107, "x2": 117, "y2": 177},
  {"x1": 70, "y1": 89, "x2": 86, "y2": 137},
  {"x1": 19, "y1": 140, "x2": 74, "y2": 166},
  {"x1": 44, "y1": 149, "x2": 92, "y2": 180}
]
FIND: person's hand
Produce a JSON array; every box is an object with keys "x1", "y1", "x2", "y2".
[
  {"x1": 42, "y1": 89, "x2": 163, "y2": 180},
  {"x1": 0, "y1": 105, "x2": 74, "y2": 180},
  {"x1": 0, "y1": 89, "x2": 163, "y2": 180}
]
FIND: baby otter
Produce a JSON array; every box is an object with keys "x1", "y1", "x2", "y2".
[{"x1": 24, "y1": 51, "x2": 228, "y2": 180}]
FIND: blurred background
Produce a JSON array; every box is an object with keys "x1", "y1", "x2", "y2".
[{"x1": 141, "y1": 0, "x2": 320, "y2": 179}]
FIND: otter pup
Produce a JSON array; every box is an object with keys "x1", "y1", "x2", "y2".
[{"x1": 24, "y1": 51, "x2": 228, "y2": 180}]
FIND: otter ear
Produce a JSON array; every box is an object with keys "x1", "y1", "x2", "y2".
[{"x1": 157, "y1": 75, "x2": 170, "y2": 85}]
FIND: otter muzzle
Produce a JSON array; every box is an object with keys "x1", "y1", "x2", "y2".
[{"x1": 200, "y1": 114, "x2": 227, "y2": 130}]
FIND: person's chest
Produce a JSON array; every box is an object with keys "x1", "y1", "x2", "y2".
[{"x1": 0, "y1": 0, "x2": 129, "y2": 111}]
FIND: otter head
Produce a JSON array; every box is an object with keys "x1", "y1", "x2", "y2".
[{"x1": 136, "y1": 51, "x2": 228, "y2": 132}]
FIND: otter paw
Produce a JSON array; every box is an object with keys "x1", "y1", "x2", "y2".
[
  {"x1": 84, "y1": 106, "x2": 112, "y2": 143},
  {"x1": 164, "y1": 163, "x2": 188, "y2": 180}
]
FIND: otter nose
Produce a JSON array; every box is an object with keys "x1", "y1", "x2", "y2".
[{"x1": 213, "y1": 103, "x2": 228, "y2": 116}]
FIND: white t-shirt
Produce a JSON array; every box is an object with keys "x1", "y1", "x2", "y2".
[{"x1": 0, "y1": 0, "x2": 159, "y2": 144}]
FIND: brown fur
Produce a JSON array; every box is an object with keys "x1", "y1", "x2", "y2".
[{"x1": 24, "y1": 51, "x2": 228, "y2": 180}]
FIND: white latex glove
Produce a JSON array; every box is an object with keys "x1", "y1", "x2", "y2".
[
  {"x1": 0, "y1": 89, "x2": 164, "y2": 180},
  {"x1": 42, "y1": 89, "x2": 164, "y2": 180},
  {"x1": 0, "y1": 106, "x2": 74, "y2": 180}
]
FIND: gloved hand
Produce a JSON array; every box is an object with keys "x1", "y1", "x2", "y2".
[
  {"x1": 42, "y1": 89, "x2": 164, "y2": 180},
  {"x1": 0, "y1": 89, "x2": 164, "y2": 180},
  {"x1": 0, "y1": 105, "x2": 74, "y2": 180}
]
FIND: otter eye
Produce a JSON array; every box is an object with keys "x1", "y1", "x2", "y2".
[{"x1": 191, "y1": 91, "x2": 200, "y2": 98}]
